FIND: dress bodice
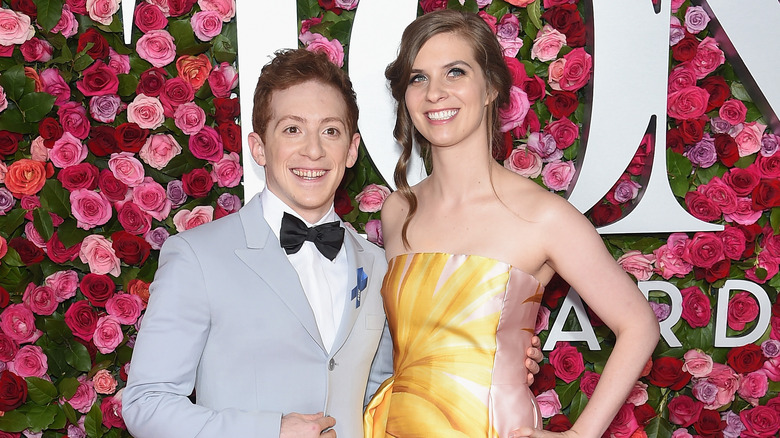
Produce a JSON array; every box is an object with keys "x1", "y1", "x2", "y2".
[{"x1": 365, "y1": 252, "x2": 543, "y2": 437}]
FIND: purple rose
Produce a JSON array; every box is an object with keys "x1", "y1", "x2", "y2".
[
  {"x1": 0, "y1": 187, "x2": 15, "y2": 214},
  {"x1": 761, "y1": 133, "x2": 780, "y2": 157},
  {"x1": 684, "y1": 134, "x2": 717, "y2": 168},
  {"x1": 649, "y1": 302, "x2": 671, "y2": 321},
  {"x1": 166, "y1": 179, "x2": 187, "y2": 206},
  {"x1": 613, "y1": 179, "x2": 641, "y2": 203},
  {"x1": 496, "y1": 13, "x2": 521, "y2": 40},
  {"x1": 527, "y1": 132, "x2": 562, "y2": 162},
  {"x1": 89, "y1": 95, "x2": 123, "y2": 123},
  {"x1": 144, "y1": 227, "x2": 170, "y2": 251},
  {"x1": 709, "y1": 116, "x2": 732, "y2": 134},
  {"x1": 762, "y1": 339, "x2": 780, "y2": 358},
  {"x1": 722, "y1": 410, "x2": 746, "y2": 438},
  {"x1": 692, "y1": 378, "x2": 718, "y2": 404},
  {"x1": 684, "y1": 6, "x2": 710, "y2": 34},
  {"x1": 216, "y1": 192, "x2": 241, "y2": 213}
]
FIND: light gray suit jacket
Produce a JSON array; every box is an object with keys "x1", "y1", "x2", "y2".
[{"x1": 123, "y1": 194, "x2": 392, "y2": 438}]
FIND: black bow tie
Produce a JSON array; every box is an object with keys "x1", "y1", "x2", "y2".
[{"x1": 279, "y1": 212, "x2": 344, "y2": 261}]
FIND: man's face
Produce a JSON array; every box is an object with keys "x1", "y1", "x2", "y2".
[{"x1": 248, "y1": 80, "x2": 360, "y2": 223}]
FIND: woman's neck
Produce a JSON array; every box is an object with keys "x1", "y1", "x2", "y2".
[{"x1": 426, "y1": 140, "x2": 498, "y2": 201}]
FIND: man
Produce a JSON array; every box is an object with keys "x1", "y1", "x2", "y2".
[{"x1": 123, "y1": 48, "x2": 541, "y2": 438}]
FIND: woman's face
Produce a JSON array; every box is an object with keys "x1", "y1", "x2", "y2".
[{"x1": 404, "y1": 32, "x2": 494, "y2": 149}]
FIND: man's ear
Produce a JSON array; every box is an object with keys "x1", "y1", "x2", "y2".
[
  {"x1": 346, "y1": 132, "x2": 360, "y2": 168},
  {"x1": 248, "y1": 132, "x2": 266, "y2": 166}
]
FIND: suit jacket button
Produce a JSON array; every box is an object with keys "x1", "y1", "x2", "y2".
[{"x1": 328, "y1": 358, "x2": 335, "y2": 371}]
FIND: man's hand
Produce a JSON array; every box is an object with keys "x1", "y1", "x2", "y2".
[
  {"x1": 280, "y1": 412, "x2": 336, "y2": 438},
  {"x1": 525, "y1": 335, "x2": 544, "y2": 386}
]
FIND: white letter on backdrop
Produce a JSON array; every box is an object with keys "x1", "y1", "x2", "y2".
[
  {"x1": 638, "y1": 281, "x2": 682, "y2": 348},
  {"x1": 543, "y1": 288, "x2": 600, "y2": 351},
  {"x1": 713, "y1": 280, "x2": 771, "y2": 348}
]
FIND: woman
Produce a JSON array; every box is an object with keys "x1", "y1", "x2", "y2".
[{"x1": 364, "y1": 10, "x2": 659, "y2": 438}]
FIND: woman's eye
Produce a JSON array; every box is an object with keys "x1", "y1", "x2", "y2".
[
  {"x1": 409, "y1": 74, "x2": 427, "y2": 84},
  {"x1": 448, "y1": 68, "x2": 465, "y2": 77}
]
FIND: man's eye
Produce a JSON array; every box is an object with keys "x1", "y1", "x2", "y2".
[
  {"x1": 324, "y1": 127, "x2": 340, "y2": 136},
  {"x1": 284, "y1": 126, "x2": 300, "y2": 134}
]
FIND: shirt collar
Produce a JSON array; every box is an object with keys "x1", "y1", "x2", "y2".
[{"x1": 261, "y1": 188, "x2": 339, "y2": 240}]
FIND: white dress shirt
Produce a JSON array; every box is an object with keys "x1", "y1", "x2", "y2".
[{"x1": 261, "y1": 189, "x2": 348, "y2": 352}]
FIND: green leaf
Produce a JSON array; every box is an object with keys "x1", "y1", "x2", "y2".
[
  {"x1": 643, "y1": 416, "x2": 676, "y2": 438},
  {"x1": 25, "y1": 404, "x2": 59, "y2": 432},
  {"x1": 40, "y1": 179, "x2": 72, "y2": 219},
  {"x1": 33, "y1": 208, "x2": 55, "y2": 242},
  {"x1": 730, "y1": 82, "x2": 752, "y2": 102},
  {"x1": 0, "y1": 263, "x2": 30, "y2": 291},
  {"x1": 32, "y1": 0, "x2": 65, "y2": 32},
  {"x1": 0, "y1": 409, "x2": 30, "y2": 432},
  {"x1": 65, "y1": 340, "x2": 93, "y2": 373},
  {"x1": 485, "y1": 0, "x2": 511, "y2": 18},
  {"x1": 667, "y1": 149, "x2": 693, "y2": 197},
  {"x1": 328, "y1": 21, "x2": 352, "y2": 47},
  {"x1": 58, "y1": 377, "x2": 80, "y2": 400},
  {"x1": 0, "y1": 64, "x2": 27, "y2": 101},
  {"x1": 62, "y1": 401, "x2": 78, "y2": 425},
  {"x1": 50, "y1": 40, "x2": 74, "y2": 64},
  {"x1": 0, "y1": 207, "x2": 26, "y2": 235},
  {"x1": 117, "y1": 74, "x2": 139, "y2": 97},
  {"x1": 43, "y1": 316, "x2": 71, "y2": 344},
  {"x1": 0, "y1": 108, "x2": 34, "y2": 133},
  {"x1": 170, "y1": 19, "x2": 198, "y2": 54},
  {"x1": 770, "y1": 207, "x2": 780, "y2": 234},
  {"x1": 1, "y1": 246, "x2": 25, "y2": 268},
  {"x1": 73, "y1": 50, "x2": 95, "y2": 72},
  {"x1": 212, "y1": 33, "x2": 237, "y2": 64},
  {"x1": 297, "y1": 0, "x2": 320, "y2": 20},
  {"x1": 556, "y1": 380, "x2": 580, "y2": 409},
  {"x1": 26, "y1": 377, "x2": 59, "y2": 406},
  {"x1": 56, "y1": 219, "x2": 89, "y2": 248},
  {"x1": 85, "y1": 402, "x2": 104, "y2": 438},
  {"x1": 19, "y1": 92, "x2": 56, "y2": 123},
  {"x1": 527, "y1": 0, "x2": 543, "y2": 31}
]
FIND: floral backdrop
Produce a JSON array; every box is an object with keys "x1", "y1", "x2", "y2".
[{"x1": 0, "y1": 0, "x2": 777, "y2": 437}]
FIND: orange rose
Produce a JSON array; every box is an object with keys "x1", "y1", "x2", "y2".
[
  {"x1": 175, "y1": 54, "x2": 212, "y2": 90},
  {"x1": 128, "y1": 278, "x2": 150, "y2": 307},
  {"x1": 24, "y1": 66, "x2": 43, "y2": 92},
  {"x1": 5, "y1": 158, "x2": 46, "y2": 197}
]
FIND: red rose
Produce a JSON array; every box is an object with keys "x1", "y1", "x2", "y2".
[
  {"x1": 740, "y1": 406, "x2": 780, "y2": 437},
  {"x1": 419, "y1": 0, "x2": 446, "y2": 13},
  {"x1": 700, "y1": 75, "x2": 730, "y2": 112},
  {"x1": 633, "y1": 403, "x2": 657, "y2": 426},
  {"x1": 679, "y1": 118, "x2": 705, "y2": 144},
  {"x1": 578, "y1": 370, "x2": 600, "y2": 398},
  {"x1": 714, "y1": 133, "x2": 739, "y2": 167},
  {"x1": 136, "y1": 67, "x2": 168, "y2": 97},
  {"x1": 114, "y1": 122, "x2": 150, "y2": 154},
  {"x1": 548, "y1": 342, "x2": 584, "y2": 383},
  {"x1": 334, "y1": 186, "x2": 354, "y2": 217},
  {"x1": 666, "y1": 128, "x2": 685, "y2": 153},
  {"x1": 520, "y1": 75, "x2": 546, "y2": 103},
  {"x1": 723, "y1": 166, "x2": 761, "y2": 197},
  {"x1": 0, "y1": 286, "x2": 9, "y2": 308},
  {"x1": 87, "y1": 125, "x2": 120, "y2": 157},
  {"x1": 693, "y1": 409, "x2": 725, "y2": 436},
  {"x1": 546, "y1": 91, "x2": 579, "y2": 119},
  {"x1": 530, "y1": 363, "x2": 556, "y2": 396},
  {"x1": 159, "y1": 77, "x2": 195, "y2": 118},
  {"x1": 727, "y1": 343, "x2": 765, "y2": 373},
  {"x1": 685, "y1": 191, "x2": 721, "y2": 222},
  {"x1": 213, "y1": 97, "x2": 240, "y2": 123},
  {"x1": 116, "y1": 201, "x2": 152, "y2": 235},
  {"x1": 97, "y1": 169, "x2": 129, "y2": 202},
  {"x1": 752, "y1": 178, "x2": 780, "y2": 210},
  {"x1": 672, "y1": 33, "x2": 698, "y2": 62},
  {"x1": 668, "y1": 395, "x2": 703, "y2": 427},
  {"x1": 182, "y1": 168, "x2": 214, "y2": 198},
  {"x1": 65, "y1": 0, "x2": 87, "y2": 15},
  {"x1": 757, "y1": 154, "x2": 780, "y2": 179},
  {"x1": 80, "y1": 273, "x2": 116, "y2": 307},
  {"x1": 77, "y1": 27, "x2": 109, "y2": 60},
  {"x1": 0, "y1": 131, "x2": 22, "y2": 159},
  {"x1": 694, "y1": 258, "x2": 730, "y2": 283},
  {"x1": 604, "y1": 403, "x2": 639, "y2": 438},
  {"x1": 216, "y1": 120, "x2": 241, "y2": 154},
  {"x1": 100, "y1": 396, "x2": 127, "y2": 429},
  {"x1": 0, "y1": 371, "x2": 27, "y2": 411},
  {"x1": 168, "y1": 0, "x2": 197, "y2": 17},
  {"x1": 64, "y1": 300, "x2": 98, "y2": 341},
  {"x1": 318, "y1": 0, "x2": 343, "y2": 13},
  {"x1": 111, "y1": 231, "x2": 151, "y2": 266},
  {"x1": 589, "y1": 202, "x2": 622, "y2": 227},
  {"x1": 8, "y1": 237, "x2": 44, "y2": 265},
  {"x1": 10, "y1": 0, "x2": 37, "y2": 17},
  {"x1": 46, "y1": 232, "x2": 81, "y2": 264},
  {"x1": 648, "y1": 356, "x2": 691, "y2": 390},
  {"x1": 542, "y1": 274, "x2": 569, "y2": 308},
  {"x1": 188, "y1": 126, "x2": 224, "y2": 162},
  {"x1": 681, "y1": 286, "x2": 712, "y2": 328},
  {"x1": 57, "y1": 162, "x2": 99, "y2": 191},
  {"x1": 545, "y1": 414, "x2": 572, "y2": 432},
  {"x1": 39, "y1": 117, "x2": 63, "y2": 148},
  {"x1": 542, "y1": 5, "x2": 586, "y2": 47},
  {"x1": 76, "y1": 61, "x2": 119, "y2": 97},
  {"x1": 133, "y1": 2, "x2": 168, "y2": 33},
  {"x1": 683, "y1": 232, "x2": 725, "y2": 269},
  {"x1": 504, "y1": 56, "x2": 527, "y2": 88}
]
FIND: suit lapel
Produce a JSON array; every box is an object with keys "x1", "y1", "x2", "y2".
[
  {"x1": 234, "y1": 195, "x2": 325, "y2": 352},
  {"x1": 331, "y1": 228, "x2": 376, "y2": 355}
]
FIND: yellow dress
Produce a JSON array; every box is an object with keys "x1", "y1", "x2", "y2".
[{"x1": 365, "y1": 253, "x2": 544, "y2": 438}]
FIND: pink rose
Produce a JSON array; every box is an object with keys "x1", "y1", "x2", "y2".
[
  {"x1": 682, "y1": 232, "x2": 724, "y2": 269},
  {"x1": 50, "y1": 132, "x2": 88, "y2": 169},
  {"x1": 756, "y1": 153, "x2": 780, "y2": 178},
  {"x1": 127, "y1": 94, "x2": 165, "y2": 130},
  {"x1": 191, "y1": 10, "x2": 223, "y2": 41},
  {"x1": 740, "y1": 406, "x2": 780, "y2": 437},
  {"x1": 682, "y1": 349, "x2": 713, "y2": 378},
  {"x1": 22, "y1": 283, "x2": 58, "y2": 316},
  {"x1": 745, "y1": 251, "x2": 780, "y2": 284},
  {"x1": 173, "y1": 102, "x2": 206, "y2": 135},
  {"x1": 579, "y1": 370, "x2": 600, "y2": 398},
  {"x1": 355, "y1": 184, "x2": 391, "y2": 213},
  {"x1": 535, "y1": 389, "x2": 561, "y2": 418},
  {"x1": 40, "y1": 68, "x2": 71, "y2": 106},
  {"x1": 101, "y1": 391, "x2": 126, "y2": 429},
  {"x1": 58, "y1": 101, "x2": 90, "y2": 139},
  {"x1": 76, "y1": 60, "x2": 119, "y2": 97},
  {"x1": 365, "y1": 219, "x2": 383, "y2": 247},
  {"x1": 735, "y1": 121, "x2": 766, "y2": 157},
  {"x1": 703, "y1": 363, "x2": 740, "y2": 409},
  {"x1": 300, "y1": 32, "x2": 344, "y2": 67},
  {"x1": 548, "y1": 342, "x2": 584, "y2": 383},
  {"x1": 541, "y1": 160, "x2": 575, "y2": 191},
  {"x1": 698, "y1": 177, "x2": 738, "y2": 215},
  {"x1": 108, "y1": 47, "x2": 130, "y2": 74},
  {"x1": 93, "y1": 315, "x2": 123, "y2": 354},
  {"x1": 207, "y1": 62, "x2": 239, "y2": 98},
  {"x1": 719, "y1": 99, "x2": 748, "y2": 125},
  {"x1": 92, "y1": 369, "x2": 117, "y2": 395},
  {"x1": 160, "y1": 77, "x2": 195, "y2": 117},
  {"x1": 531, "y1": 24, "x2": 566, "y2": 62},
  {"x1": 0, "y1": 85, "x2": 6, "y2": 113},
  {"x1": 89, "y1": 95, "x2": 123, "y2": 123},
  {"x1": 680, "y1": 286, "x2": 711, "y2": 328},
  {"x1": 132, "y1": 177, "x2": 172, "y2": 221},
  {"x1": 108, "y1": 152, "x2": 146, "y2": 187},
  {"x1": 70, "y1": 189, "x2": 112, "y2": 230},
  {"x1": 692, "y1": 37, "x2": 725, "y2": 79},
  {"x1": 136, "y1": 29, "x2": 177, "y2": 67},
  {"x1": 79, "y1": 234, "x2": 121, "y2": 277},
  {"x1": 718, "y1": 225, "x2": 747, "y2": 260},
  {"x1": 738, "y1": 371, "x2": 769, "y2": 406},
  {"x1": 20, "y1": 38, "x2": 53, "y2": 62},
  {"x1": 335, "y1": 0, "x2": 359, "y2": 9},
  {"x1": 535, "y1": 306, "x2": 550, "y2": 335},
  {"x1": 65, "y1": 377, "x2": 97, "y2": 414},
  {"x1": 105, "y1": 293, "x2": 143, "y2": 326},
  {"x1": 0, "y1": 331, "x2": 18, "y2": 362},
  {"x1": 86, "y1": 0, "x2": 120, "y2": 25},
  {"x1": 44, "y1": 270, "x2": 79, "y2": 302},
  {"x1": 501, "y1": 86, "x2": 531, "y2": 134},
  {"x1": 668, "y1": 62, "x2": 697, "y2": 93},
  {"x1": 8, "y1": 345, "x2": 47, "y2": 378},
  {"x1": 547, "y1": 58, "x2": 565, "y2": 90},
  {"x1": 173, "y1": 205, "x2": 214, "y2": 232},
  {"x1": 52, "y1": 5, "x2": 79, "y2": 38},
  {"x1": 626, "y1": 381, "x2": 649, "y2": 406},
  {"x1": 723, "y1": 197, "x2": 762, "y2": 226},
  {"x1": 139, "y1": 134, "x2": 182, "y2": 170},
  {"x1": 559, "y1": 48, "x2": 592, "y2": 92},
  {"x1": 727, "y1": 291, "x2": 759, "y2": 331},
  {"x1": 188, "y1": 125, "x2": 224, "y2": 162},
  {"x1": 504, "y1": 146, "x2": 542, "y2": 178},
  {"x1": 668, "y1": 395, "x2": 703, "y2": 427},
  {"x1": 30, "y1": 136, "x2": 48, "y2": 162},
  {"x1": 0, "y1": 9, "x2": 34, "y2": 45},
  {"x1": 0, "y1": 304, "x2": 41, "y2": 344},
  {"x1": 616, "y1": 250, "x2": 655, "y2": 281},
  {"x1": 197, "y1": 0, "x2": 236, "y2": 21},
  {"x1": 762, "y1": 357, "x2": 780, "y2": 381},
  {"x1": 546, "y1": 117, "x2": 579, "y2": 149},
  {"x1": 667, "y1": 86, "x2": 710, "y2": 120},
  {"x1": 211, "y1": 152, "x2": 243, "y2": 188}
]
